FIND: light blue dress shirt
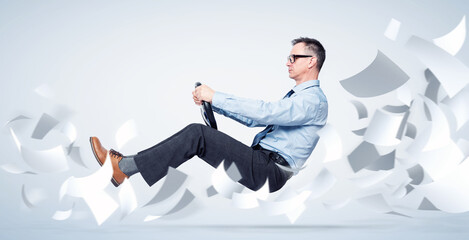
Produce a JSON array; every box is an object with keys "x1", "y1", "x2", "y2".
[{"x1": 211, "y1": 80, "x2": 328, "y2": 170}]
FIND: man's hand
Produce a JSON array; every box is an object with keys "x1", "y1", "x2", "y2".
[{"x1": 192, "y1": 84, "x2": 215, "y2": 106}]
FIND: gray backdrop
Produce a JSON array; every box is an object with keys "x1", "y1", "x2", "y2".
[{"x1": 2, "y1": 0, "x2": 469, "y2": 239}]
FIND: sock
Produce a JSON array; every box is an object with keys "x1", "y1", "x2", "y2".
[{"x1": 118, "y1": 155, "x2": 139, "y2": 177}]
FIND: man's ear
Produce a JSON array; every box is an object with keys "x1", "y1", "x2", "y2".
[{"x1": 308, "y1": 57, "x2": 317, "y2": 69}]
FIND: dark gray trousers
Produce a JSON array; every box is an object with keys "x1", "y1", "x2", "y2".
[{"x1": 133, "y1": 123, "x2": 289, "y2": 192}]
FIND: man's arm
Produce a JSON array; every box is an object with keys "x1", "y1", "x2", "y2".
[
  {"x1": 193, "y1": 84, "x2": 322, "y2": 126},
  {"x1": 212, "y1": 91, "x2": 321, "y2": 126},
  {"x1": 212, "y1": 105, "x2": 265, "y2": 127},
  {"x1": 192, "y1": 84, "x2": 264, "y2": 127}
]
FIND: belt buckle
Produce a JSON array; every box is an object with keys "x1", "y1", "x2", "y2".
[
  {"x1": 272, "y1": 154, "x2": 293, "y2": 179},
  {"x1": 273, "y1": 153, "x2": 286, "y2": 167}
]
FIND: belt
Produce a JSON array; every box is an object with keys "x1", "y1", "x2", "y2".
[{"x1": 252, "y1": 145, "x2": 293, "y2": 179}]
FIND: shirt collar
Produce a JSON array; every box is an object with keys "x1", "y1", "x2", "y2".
[{"x1": 292, "y1": 80, "x2": 320, "y2": 92}]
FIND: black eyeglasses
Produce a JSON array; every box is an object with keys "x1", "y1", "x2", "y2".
[{"x1": 288, "y1": 54, "x2": 313, "y2": 63}]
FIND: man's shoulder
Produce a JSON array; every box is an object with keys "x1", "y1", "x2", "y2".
[{"x1": 297, "y1": 86, "x2": 325, "y2": 97}]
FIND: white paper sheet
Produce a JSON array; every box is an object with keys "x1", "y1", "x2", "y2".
[
  {"x1": 52, "y1": 208, "x2": 73, "y2": 221},
  {"x1": 418, "y1": 197, "x2": 440, "y2": 211},
  {"x1": 415, "y1": 158, "x2": 469, "y2": 213},
  {"x1": 366, "y1": 151, "x2": 395, "y2": 171},
  {"x1": 298, "y1": 168, "x2": 336, "y2": 200},
  {"x1": 456, "y1": 138, "x2": 469, "y2": 158},
  {"x1": 286, "y1": 203, "x2": 306, "y2": 223},
  {"x1": 25, "y1": 186, "x2": 47, "y2": 208},
  {"x1": 382, "y1": 105, "x2": 409, "y2": 114},
  {"x1": 405, "y1": 122, "x2": 417, "y2": 139},
  {"x1": 206, "y1": 186, "x2": 217, "y2": 197},
  {"x1": 68, "y1": 146, "x2": 88, "y2": 168},
  {"x1": 232, "y1": 180, "x2": 269, "y2": 209},
  {"x1": 31, "y1": 113, "x2": 59, "y2": 139},
  {"x1": 144, "y1": 167, "x2": 187, "y2": 206},
  {"x1": 352, "y1": 127, "x2": 367, "y2": 136},
  {"x1": 119, "y1": 180, "x2": 138, "y2": 219},
  {"x1": 386, "y1": 211, "x2": 411, "y2": 218},
  {"x1": 164, "y1": 189, "x2": 195, "y2": 215},
  {"x1": 406, "y1": 36, "x2": 469, "y2": 98},
  {"x1": 384, "y1": 18, "x2": 401, "y2": 41},
  {"x1": 259, "y1": 190, "x2": 311, "y2": 217},
  {"x1": 348, "y1": 141, "x2": 380, "y2": 172},
  {"x1": 10, "y1": 127, "x2": 21, "y2": 151},
  {"x1": 349, "y1": 170, "x2": 392, "y2": 188},
  {"x1": 424, "y1": 69, "x2": 442, "y2": 103},
  {"x1": 418, "y1": 141, "x2": 464, "y2": 181},
  {"x1": 433, "y1": 15, "x2": 466, "y2": 56},
  {"x1": 34, "y1": 84, "x2": 55, "y2": 99},
  {"x1": 22, "y1": 185, "x2": 36, "y2": 208},
  {"x1": 59, "y1": 154, "x2": 117, "y2": 225},
  {"x1": 390, "y1": 182, "x2": 409, "y2": 199},
  {"x1": 4, "y1": 115, "x2": 30, "y2": 126},
  {"x1": 22, "y1": 145, "x2": 69, "y2": 173},
  {"x1": 115, "y1": 119, "x2": 138, "y2": 150},
  {"x1": 61, "y1": 122, "x2": 77, "y2": 143},
  {"x1": 350, "y1": 100, "x2": 368, "y2": 119},
  {"x1": 1, "y1": 164, "x2": 35, "y2": 175},
  {"x1": 232, "y1": 192, "x2": 259, "y2": 209},
  {"x1": 396, "y1": 111, "x2": 410, "y2": 140},
  {"x1": 420, "y1": 96, "x2": 452, "y2": 152},
  {"x1": 83, "y1": 191, "x2": 119, "y2": 225},
  {"x1": 364, "y1": 110, "x2": 404, "y2": 146},
  {"x1": 14, "y1": 127, "x2": 70, "y2": 173},
  {"x1": 211, "y1": 161, "x2": 244, "y2": 198},
  {"x1": 340, "y1": 51, "x2": 409, "y2": 98},
  {"x1": 11, "y1": 127, "x2": 69, "y2": 173},
  {"x1": 317, "y1": 124, "x2": 343, "y2": 163},
  {"x1": 442, "y1": 86, "x2": 469, "y2": 130},
  {"x1": 143, "y1": 215, "x2": 162, "y2": 222},
  {"x1": 458, "y1": 121, "x2": 469, "y2": 142},
  {"x1": 59, "y1": 153, "x2": 113, "y2": 199},
  {"x1": 407, "y1": 164, "x2": 424, "y2": 185},
  {"x1": 396, "y1": 85, "x2": 413, "y2": 106}
]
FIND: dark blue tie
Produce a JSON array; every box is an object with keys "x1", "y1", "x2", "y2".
[{"x1": 251, "y1": 89, "x2": 295, "y2": 147}]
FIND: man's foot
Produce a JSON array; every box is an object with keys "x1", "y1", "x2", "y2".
[{"x1": 89, "y1": 137, "x2": 128, "y2": 187}]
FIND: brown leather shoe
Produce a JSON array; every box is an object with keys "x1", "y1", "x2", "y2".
[{"x1": 89, "y1": 137, "x2": 128, "y2": 187}]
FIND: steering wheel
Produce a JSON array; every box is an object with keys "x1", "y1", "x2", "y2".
[{"x1": 195, "y1": 82, "x2": 218, "y2": 130}]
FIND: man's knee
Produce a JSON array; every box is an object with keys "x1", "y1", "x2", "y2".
[
  {"x1": 186, "y1": 123, "x2": 205, "y2": 132},
  {"x1": 187, "y1": 123, "x2": 204, "y2": 128},
  {"x1": 183, "y1": 123, "x2": 208, "y2": 138}
]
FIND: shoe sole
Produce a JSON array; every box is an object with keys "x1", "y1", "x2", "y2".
[{"x1": 89, "y1": 137, "x2": 120, "y2": 187}]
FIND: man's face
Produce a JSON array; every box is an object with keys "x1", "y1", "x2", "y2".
[{"x1": 286, "y1": 43, "x2": 313, "y2": 80}]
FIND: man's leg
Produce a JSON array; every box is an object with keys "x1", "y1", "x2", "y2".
[{"x1": 133, "y1": 123, "x2": 289, "y2": 192}]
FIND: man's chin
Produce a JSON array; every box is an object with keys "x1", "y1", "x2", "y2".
[{"x1": 289, "y1": 74, "x2": 297, "y2": 80}]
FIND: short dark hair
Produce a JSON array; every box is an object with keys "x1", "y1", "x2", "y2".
[{"x1": 291, "y1": 37, "x2": 326, "y2": 72}]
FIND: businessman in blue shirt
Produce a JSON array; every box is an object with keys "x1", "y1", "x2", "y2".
[{"x1": 90, "y1": 37, "x2": 328, "y2": 193}]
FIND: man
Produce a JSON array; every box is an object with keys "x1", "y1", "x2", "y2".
[{"x1": 90, "y1": 37, "x2": 328, "y2": 193}]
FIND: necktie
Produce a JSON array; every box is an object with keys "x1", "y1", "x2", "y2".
[{"x1": 251, "y1": 89, "x2": 295, "y2": 147}]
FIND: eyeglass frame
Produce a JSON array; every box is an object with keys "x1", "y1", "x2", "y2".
[{"x1": 287, "y1": 54, "x2": 314, "y2": 63}]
